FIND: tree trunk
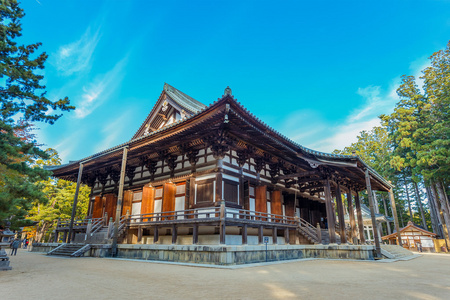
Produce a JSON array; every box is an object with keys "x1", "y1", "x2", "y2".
[
  {"x1": 425, "y1": 184, "x2": 441, "y2": 236},
  {"x1": 381, "y1": 194, "x2": 391, "y2": 235},
  {"x1": 434, "y1": 182, "x2": 450, "y2": 247},
  {"x1": 413, "y1": 181, "x2": 427, "y2": 230},
  {"x1": 404, "y1": 181, "x2": 414, "y2": 222},
  {"x1": 36, "y1": 222, "x2": 49, "y2": 243}
]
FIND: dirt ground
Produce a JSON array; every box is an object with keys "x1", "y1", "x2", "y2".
[{"x1": 1, "y1": 249, "x2": 450, "y2": 300}]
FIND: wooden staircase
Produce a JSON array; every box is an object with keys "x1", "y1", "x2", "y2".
[{"x1": 47, "y1": 243, "x2": 91, "y2": 257}]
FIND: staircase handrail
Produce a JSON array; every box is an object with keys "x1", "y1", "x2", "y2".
[
  {"x1": 71, "y1": 244, "x2": 91, "y2": 257},
  {"x1": 47, "y1": 243, "x2": 66, "y2": 255},
  {"x1": 297, "y1": 217, "x2": 319, "y2": 243},
  {"x1": 90, "y1": 218, "x2": 104, "y2": 235}
]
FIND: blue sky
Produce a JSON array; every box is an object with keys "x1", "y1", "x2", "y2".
[{"x1": 20, "y1": 0, "x2": 450, "y2": 163}]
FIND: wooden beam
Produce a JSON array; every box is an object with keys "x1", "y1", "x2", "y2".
[{"x1": 276, "y1": 170, "x2": 321, "y2": 180}]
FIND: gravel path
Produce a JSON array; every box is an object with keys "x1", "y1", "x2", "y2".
[{"x1": 2, "y1": 249, "x2": 449, "y2": 299}]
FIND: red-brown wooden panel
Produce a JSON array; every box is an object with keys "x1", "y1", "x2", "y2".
[
  {"x1": 162, "y1": 183, "x2": 176, "y2": 219},
  {"x1": 271, "y1": 190, "x2": 282, "y2": 216},
  {"x1": 255, "y1": 185, "x2": 267, "y2": 213},
  {"x1": 141, "y1": 186, "x2": 155, "y2": 216},
  {"x1": 122, "y1": 190, "x2": 133, "y2": 216},
  {"x1": 104, "y1": 194, "x2": 117, "y2": 221},
  {"x1": 92, "y1": 196, "x2": 103, "y2": 218}
]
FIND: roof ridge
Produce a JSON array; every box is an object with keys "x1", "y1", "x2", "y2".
[{"x1": 164, "y1": 83, "x2": 206, "y2": 112}]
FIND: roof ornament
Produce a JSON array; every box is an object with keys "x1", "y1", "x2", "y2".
[
  {"x1": 162, "y1": 100, "x2": 168, "y2": 112},
  {"x1": 224, "y1": 86, "x2": 232, "y2": 96}
]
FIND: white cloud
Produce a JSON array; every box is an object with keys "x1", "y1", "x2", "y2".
[
  {"x1": 294, "y1": 82, "x2": 401, "y2": 153},
  {"x1": 53, "y1": 131, "x2": 83, "y2": 162},
  {"x1": 94, "y1": 110, "x2": 133, "y2": 153},
  {"x1": 54, "y1": 27, "x2": 101, "y2": 76},
  {"x1": 74, "y1": 57, "x2": 128, "y2": 119},
  {"x1": 310, "y1": 117, "x2": 381, "y2": 152}
]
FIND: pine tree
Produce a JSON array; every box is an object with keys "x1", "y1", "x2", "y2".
[{"x1": 0, "y1": 1, "x2": 74, "y2": 228}]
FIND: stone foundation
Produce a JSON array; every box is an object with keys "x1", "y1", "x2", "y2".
[{"x1": 32, "y1": 243, "x2": 375, "y2": 265}]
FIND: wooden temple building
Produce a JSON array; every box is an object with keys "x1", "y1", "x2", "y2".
[
  {"x1": 382, "y1": 221, "x2": 437, "y2": 252},
  {"x1": 46, "y1": 84, "x2": 403, "y2": 262}
]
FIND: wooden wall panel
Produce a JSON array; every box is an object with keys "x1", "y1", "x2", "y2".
[
  {"x1": 104, "y1": 194, "x2": 117, "y2": 221},
  {"x1": 162, "y1": 182, "x2": 176, "y2": 216},
  {"x1": 271, "y1": 190, "x2": 282, "y2": 215},
  {"x1": 284, "y1": 194, "x2": 295, "y2": 217},
  {"x1": 141, "y1": 186, "x2": 155, "y2": 216},
  {"x1": 92, "y1": 196, "x2": 103, "y2": 218},
  {"x1": 122, "y1": 190, "x2": 133, "y2": 216},
  {"x1": 255, "y1": 185, "x2": 267, "y2": 213}
]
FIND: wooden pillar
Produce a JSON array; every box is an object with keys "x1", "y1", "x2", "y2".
[
  {"x1": 354, "y1": 191, "x2": 365, "y2": 244},
  {"x1": 137, "y1": 226, "x2": 142, "y2": 243},
  {"x1": 172, "y1": 224, "x2": 177, "y2": 244},
  {"x1": 216, "y1": 172, "x2": 223, "y2": 203},
  {"x1": 284, "y1": 228, "x2": 289, "y2": 244},
  {"x1": 258, "y1": 226, "x2": 263, "y2": 244},
  {"x1": 324, "y1": 178, "x2": 336, "y2": 243},
  {"x1": 335, "y1": 183, "x2": 347, "y2": 244},
  {"x1": 54, "y1": 231, "x2": 59, "y2": 243},
  {"x1": 365, "y1": 169, "x2": 381, "y2": 258},
  {"x1": 272, "y1": 227, "x2": 277, "y2": 244},
  {"x1": 347, "y1": 189, "x2": 358, "y2": 245},
  {"x1": 153, "y1": 226, "x2": 159, "y2": 244},
  {"x1": 112, "y1": 147, "x2": 128, "y2": 256},
  {"x1": 219, "y1": 201, "x2": 226, "y2": 244},
  {"x1": 389, "y1": 189, "x2": 402, "y2": 246},
  {"x1": 68, "y1": 162, "x2": 83, "y2": 244},
  {"x1": 193, "y1": 224, "x2": 198, "y2": 244},
  {"x1": 242, "y1": 224, "x2": 248, "y2": 245}
]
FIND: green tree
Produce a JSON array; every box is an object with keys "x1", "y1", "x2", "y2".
[
  {"x1": 0, "y1": 1, "x2": 74, "y2": 228},
  {"x1": 28, "y1": 149, "x2": 90, "y2": 243}
]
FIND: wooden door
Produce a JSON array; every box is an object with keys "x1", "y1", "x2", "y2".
[
  {"x1": 122, "y1": 190, "x2": 133, "y2": 216},
  {"x1": 141, "y1": 186, "x2": 155, "y2": 221},
  {"x1": 162, "y1": 182, "x2": 176, "y2": 219},
  {"x1": 104, "y1": 194, "x2": 117, "y2": 222},
  {"x1": 255, "y1": 185, "x2": 267, "y2": 220},
  {"x1": 92, "y1": 196, "x2": 103, "y2": 218},
  {"x1": 271, "y1": 190, "x2": 282, "y2": 216}
]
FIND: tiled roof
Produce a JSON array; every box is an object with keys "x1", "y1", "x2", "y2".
[{"x1": 164, "y1": 83, "x2": 206, "y2": 113}]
